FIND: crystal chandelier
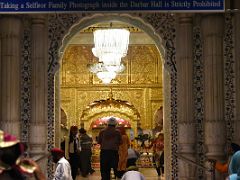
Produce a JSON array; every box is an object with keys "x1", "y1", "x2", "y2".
[
  {"x1": 92, "y1": 29, "x2": 130, "y2": 66},
  {"x1": 89, "y1": 28, "x2": 130, "y2": 84},
  {"x1": 88, "y1": 63, "x2": 125, "y2": 84}
]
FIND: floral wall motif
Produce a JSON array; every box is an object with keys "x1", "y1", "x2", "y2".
[
  {"x1": 141, "y1": 13, "x2": 178, "y2": 178},
  {"x1": 47, "y1": 13, "x2": 176, "y2": 178},
  {"x1": 224, "y1": 13, "x2": 235, "y2": 145},
  {"x1": 60, "y1": 45, "x2": 162, "y2": 85},
  {"x1": 193, "y1": 26, "x2": 205, "y2": 180},
  {"x1": 47, "y1": 13, "x2": 86, "y2": 178},
  {"x1": 15, "y1": 11, "x2": 237, "y2": 180},
  {"x1": 20, "y1": 23, "x2": 32, "y2": 143}
]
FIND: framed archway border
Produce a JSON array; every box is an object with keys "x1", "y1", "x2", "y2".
[{"x1": 47, "y1": 13, "x2": 177, "y2": 179}]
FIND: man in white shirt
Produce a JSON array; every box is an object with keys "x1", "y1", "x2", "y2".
[
  {"x1": 51, "y1": 148, "x2": 73, "y2": 180},
  {"x1": 121, "y1": 171, "x2": 145, "y2": 180}
]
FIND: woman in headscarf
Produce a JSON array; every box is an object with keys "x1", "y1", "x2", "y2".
[
  {"x1": 228, "y1": 150, "x2": 240, "y2": 180},
  {"x1": 152, "y1": 132, "x2": 164, "y2": 176},
  {"x1": 117, "y1": 126, "x2": 130, "y2": 178}
]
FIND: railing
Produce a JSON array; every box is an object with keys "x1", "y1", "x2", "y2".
[{"x1": 173, "y1": 152, "x2": 215, "y2": 180}]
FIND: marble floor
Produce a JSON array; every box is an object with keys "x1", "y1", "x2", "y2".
[{"x1": 76, "y1": 168, "x2": 164, "y2": 180}]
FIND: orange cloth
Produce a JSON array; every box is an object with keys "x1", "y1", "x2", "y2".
[
  {"x1": 215, "y1": 161, "x2": 228, "y2": 173},
  {"x1": 118, "y1": 135, "x2": 130, "y2": 171}
]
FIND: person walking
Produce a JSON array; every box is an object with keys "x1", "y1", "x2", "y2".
[
  {"x1": 68, "y1": 125, "x2": 80, "y2": 180},
  {"x1": 51, "y1": 148, "x2": 73, "y2": 180},
  {"x1": 78, "y1": 128, "x2": 95, "y2": 177},
  {"x1": 152, "y1": 132, "x2": 164, "y2": 177},
  {"x1": 117, "y1": 126, "x2": 130, "y2": 178},
  {"x1": 98, "y1": 117, "x2": 122, "y2": 180}
]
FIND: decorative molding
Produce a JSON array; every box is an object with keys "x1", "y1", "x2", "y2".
[
  {"x1": 47, "y1": 13, "x2": 84, "y2": 179},
  {"x1": 47, "y1": 13, "x2": 177, "y2": 178},
  {"x1": 141, "y1": 13, "x2": 178, "y2": 179},
  {"x1": 47, "y1": 75, "x2": 54, "y2": 179},
  {"x1": 48, "y1": 14, "x2": 82, "y2": 74},
  {"x1": 193, "y1": 26, "x2": 205, "y2": 180},
  {"x1": 20, "y1": 27, "x2": 31, "y2": 143},
  {"x1": 224, "y1": 13, "x2": 235, "y2": 145}
]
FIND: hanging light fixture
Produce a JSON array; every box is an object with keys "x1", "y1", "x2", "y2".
[
  {"x1": 96, "y1": 71, "x2": 117, "y2": 84},
  {"x1": 88, "y1": 28, "x2": 130, "y2": 84},
  {"x1": 92, "y1": 29, "x2": 130, "y2": 66},
  {"x1": 88, "y1": 62, "x2": 125, "y2": 84}
]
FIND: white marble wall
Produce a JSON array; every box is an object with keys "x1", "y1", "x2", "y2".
[
  {"x1": 0, "y1": 17, "x2": 22, "y2": 137},
  {"x1": 29, "y1": 15, "x2": 48, "y2": 156},
  {"x1": 202, "y1": 14, "x2": 226, "y2": 180},
  {"x1": 176, "y1": 14, "x2": 196, "y2": 179}
]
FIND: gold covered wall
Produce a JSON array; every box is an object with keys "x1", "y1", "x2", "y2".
[{"x1": 60, "y1": 44, "x2": 163, "y2": 130}]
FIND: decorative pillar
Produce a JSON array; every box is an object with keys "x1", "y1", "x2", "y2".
[
  {"x1": 176, "y1": 14, "x2": 196, "y2": 179},
  {"x1": 0, "y1": 20, "x2": 1, "y2": 128},
  {"x1": 202, "y1": 14, "x2": 226, "y2": 179},
  {"x1": 29, "y1": 15, "x2": 48, "y2": 159},
  {"x1": 234, "y1": 1, "x2": 240, "y2": 143},
  {"x1": 0, "y1": 16, "x2": 22, "y2": 137}
]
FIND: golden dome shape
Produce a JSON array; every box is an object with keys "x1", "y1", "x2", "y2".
[{"x1": 80, "y1": 91, "x2": 140, "y2": 123}]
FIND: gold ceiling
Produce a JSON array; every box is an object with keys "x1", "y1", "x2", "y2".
[
  {"x1": 60, "y1": 28, "x2": 163, "y2": 130},
  {"x1": 80, "y1": 22, "x2": 142, "y2": 33},
  {"x1": 81, "y1": 90, "x2": 141, "y2": 123}
]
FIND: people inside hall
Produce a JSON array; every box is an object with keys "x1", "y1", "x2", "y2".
[
  {"x1": 152, "y1": 132, "x2": 164, "y2": 176},
  {"x1": 51, "y1": 147, "x2": 73, "y2": 180},
  {"x1": 227, "y1": 150, "x2": 240, "y2": 180},
  {"x1": 78, "y1": 127, "x2": 95, "y2": 177},
  {"x1": 68, "y1": 125, "x2": 80, "y2": 180},
  {"x1": 98, "y1": 117, "x2": 122, "y2": 180},
  {"x1": 117, "y1": 126, "x2": 130, "y2": 178},
  {"x1": 0, "y1": 130, "x2": 46, "y2": 180}
]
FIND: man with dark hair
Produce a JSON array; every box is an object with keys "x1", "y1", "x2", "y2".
[
  {"x1": 78, "y1": 128, "x2": 95, "y2": 177},
  {"x1": 98, "y1": 117, "x2": 122, "y2": 180},
  {"x1": 69, "y1": 125, "x2": 80, "y2": 180},
  {"x1": 51, "y1": 148, "x2": 72, "y2": 180}
]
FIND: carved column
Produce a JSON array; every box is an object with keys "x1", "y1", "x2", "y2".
[
  {"x1": 202, "y1": 14, "x2": 226, "y2": 179},
  {"x1": 234, "y1": 1, "x2": 240, "y2": 143},
  {"x1": 176, "y1": 14, "x2": 196, "y2": 179},
  {"x1": 0, "y1": 20, "x2": 1, "y2": 127},
  {"x1": 0, "y1": 16, "x2": 22, "y2": 137},
  {"x1": 29, "y1": 15, "x2": 48, "y2": 159}
]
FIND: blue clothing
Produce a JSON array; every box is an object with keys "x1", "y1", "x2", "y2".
[
  {"x1": 228, "y1": 150, "x2": 240, "y2": 180},
  {"x1": 229, "y1": 174, "x2": 239, "y2": 180},
  {"x1": 229, "y1": 151, "x2": 240, "y2": 174}
]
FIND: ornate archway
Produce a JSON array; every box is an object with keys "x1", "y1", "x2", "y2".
[
  {"x1": 80, "y1": 91, "x2": 140, "y2": 133},
  {"x1": 47, "y1": 13, "x2": 177, "y2": 179}
]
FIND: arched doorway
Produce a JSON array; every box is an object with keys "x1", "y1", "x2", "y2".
[
  {"x1": 80, "y1": 93, "x2": 141, "y2": 135},
  {"x1": 48, "y1": 13, "x2": 176, "y2": 178}
]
